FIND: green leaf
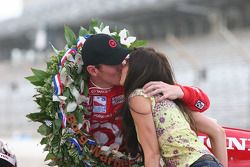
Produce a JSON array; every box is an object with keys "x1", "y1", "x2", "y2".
[
  {"x1": 53, "y1": 119, "x2": 62, "y2": 134},
  {"x1": 82, "y1": 72, "x2": 88, "y2": 81},
  {"x1": 79, "y1": 27, "x2": 89, "y2": 36},
  {"x1": 88, "y1": 19, "x2": 100, "y2": 34},
  {"x1": 37, "y1": 124, "x2": 52, "y2": 136},
  {"x1": 26, "y1": 112, "x2": 51, "y2": 122},
  {"x1": 47, "y1": 160, "x2": 57, "y2": 166},
  {"x1": 25, "y1": 75, "x2": 40, "y2": 82},
  {"x1": 49, "y1": 42, "x2": 59, "y2": 54},
  {"x1": 51, "y1": 135, "x2": 60, "y2": 148},
  {"x1": 63, "y1": 88, "x2": 71, "y2": 98},
  {"x1": 35, "y1": 96, "x2": 52, "y2": 110},
  {"x1": 83, "y1": 81, "x2": 88, "y2": 96},
  {"x1": 82, "y1": 107, "x2": 90, "y2": 115},
  {"x1": 25, "y1": 75, "x2": 45, "y2": 86},
  {"x1": 74, "y1": 110, "x2": 83, "y2": 124},
  {"x1": 31, "y1": 68, "x2": 50, "y2": 79},
  {"x1": 129, "y1": 40, "x2": 147, "y2": 48},
  {"x1": 64, "y1": 25, "x2": 77, "y2": 47},
  {"x1": 99, "y1": 22, "x2": 105, "y2": 30},
  {"x1": 45, "y1": 152, "x2": 56, "y2": 161},
  {"x1": 40, "y1": 137, "x2": 49, "y2": 145}
]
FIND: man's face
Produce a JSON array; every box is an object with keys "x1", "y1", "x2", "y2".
[{"x1": 93, "y1": 64, "x2": 123, "y2": 88}]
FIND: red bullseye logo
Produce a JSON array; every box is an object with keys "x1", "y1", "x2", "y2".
[{"x1": 109, "y1": 39, "x2": 117, "y2": 48}]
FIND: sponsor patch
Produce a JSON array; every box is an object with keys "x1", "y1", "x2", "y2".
[
  {"x1": 195, "y1": 100, "x2": 205, "y2": 110},
  {"x1": 112, "y1": 95, "x2": 124, "y2": 106},
  {"x1": 93, "y1": 96, "x2": 106, "y2": 113}
]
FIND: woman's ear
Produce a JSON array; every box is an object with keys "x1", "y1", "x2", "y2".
[{"x1": 86, "y1": 65, "x2": 99, "y2": 77}]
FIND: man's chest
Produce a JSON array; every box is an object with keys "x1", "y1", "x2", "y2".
[{"x1": 84, "y1": 87, "x2": 124, "y2": 121}]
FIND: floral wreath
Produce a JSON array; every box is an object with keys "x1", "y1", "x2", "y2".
[{"x1": 26, "y1": 20, "x2": 146, "y2": 167}]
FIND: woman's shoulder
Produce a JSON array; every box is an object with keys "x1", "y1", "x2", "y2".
[
  {"x1": 129, "y1": 88, "x2": 147, "y2": 98},
  {"x1": 129, "y1": 89, "x2": 155, "y2": 115}
]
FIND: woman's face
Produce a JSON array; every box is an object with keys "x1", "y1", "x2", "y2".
[{"x1": 120, "y1": 58, "x2": 129, "y2": 86}]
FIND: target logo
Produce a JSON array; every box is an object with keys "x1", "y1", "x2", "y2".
[{"x1": 108, "y1": 39, "x2": 117, "y2": 48}]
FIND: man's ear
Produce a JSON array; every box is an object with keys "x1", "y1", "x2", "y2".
[{"x1": 86, "y1": 65, "x2": 99, "y2": 76}]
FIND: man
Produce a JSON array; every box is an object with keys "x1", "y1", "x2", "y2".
[
  {"x1": 0, "y1": 139, "x2": 17, "y2": 167},
  {"x1": 81, "y1": 33, "x2": 210, "y2": 150}
]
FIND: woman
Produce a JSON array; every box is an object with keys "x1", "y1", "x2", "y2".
[{"x1": 119, "y1": 48, "x2": 227, "y2": 167}]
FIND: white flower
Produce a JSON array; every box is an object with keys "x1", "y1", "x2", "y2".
[
  {"x1": 74, "y1": 53, "x2": 83, "y2": 74},
  {"x1": 119, "y1": 29, "x2": 136, "y2": 47},
  {"x1": 111, "y1": 149, "x2": 126, "y2": 158},
  {"x1": 78, "y1": 95, "x2": 89, "y2": 104},
  {"x1": 69, "y1": 86, "x2": 89, "y2": 104},
  {"x1": 93, "y1": 26, "x2": 117, "y2": 36},
  {"x1": 66, "y1": 54, "x2": 75, "y2": 62},
  {"x1": 75, "y1": 53, "x2": 83, "y2": 66},
  {"x1": 80, "y1": 80, "x2": 85, "y2": 93},
  {"x1": 60, "y1": 68, "x2": 74, "y2": 87},
  {"x1": 100, "y1": 146, "x2": 111, "y2": 155},
  {"x1": 52, "y1": 95, "x2": 67, "y2": 102},
  {"x1": 66, "y1": 102, "x2": 77, "y2": 112}
]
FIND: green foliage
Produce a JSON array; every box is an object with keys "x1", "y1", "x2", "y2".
[
  {"x1": 37, "y1": 124, "x2": 52, "y2": 136},
  {"x1": 64, "y1": 25, "x2": 77, "y2": 48},
  {"x1": 79, "y1": 27, "x2": 89, "y2": 37},
  {"x1": 129, "y1": 40, "x2": 147, "y2": 48},
  {"x1": 26, "y1": 112, "x2": 51, "y2": 122},
  {"x1": 88, "y1": 19, "x2": 100, "y2": 34}
]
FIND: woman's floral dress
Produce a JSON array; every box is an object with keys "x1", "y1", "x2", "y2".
[{"x1": 129, "y1": 89, "x2": 211, "y2": 167}]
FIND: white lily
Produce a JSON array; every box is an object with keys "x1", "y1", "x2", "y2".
[
  {"x1": 80, "y1": 80, "x2": 85, "y2": 94},
  {"x1": 66, "y1": 102, "x2": 77, "y2": 112},
  {"x1": 66, "y1": 54, "x2": 75, "y2": 62},
  {"x1": 60, "y1": 67, "x2": 74, "y2": 87},
  {"x1": 119, "y1": 29, "x2": 136, "y2": 47},
  {"x1": 52, "y1": 95, "x2": 67, "y2": 102},
  {"x1": 94, "y1": 26, "x2": 117, "y2": 36},
  {"x1": 78, "y1": 95, "x2": 89, "y2": 104},
  {"x1": 69, "y1": 86, "x2": 89, "y2": 104},
  {"x1": 74, "y1": 53, "x2": 83, "y2": 74}
]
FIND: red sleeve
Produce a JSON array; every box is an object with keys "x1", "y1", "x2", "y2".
[{"x1": 177, "y1": 85, "x2": 210, "y2": 112}]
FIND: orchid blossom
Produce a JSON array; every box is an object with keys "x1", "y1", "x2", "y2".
[
  {"x1": 93, "y1": 26, "x2": 116, "y2": 36},
  {"x1": 119, "y1": 29, "x2": 136, "y2": 47}
]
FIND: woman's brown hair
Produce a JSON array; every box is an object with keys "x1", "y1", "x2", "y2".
[{"x1": 120, "y1": 47, "x2": 195, "y2": 156}]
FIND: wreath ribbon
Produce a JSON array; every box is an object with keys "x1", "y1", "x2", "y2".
[
  {"x1": 67, "y1": 138, "x2": 82, "y2": 154},
  {"x1": 61, "y1": 48, "x2": 76, "y2": 67},
  {"x1": 53, "y1": 73, "x2": 63, "y2": 96}
]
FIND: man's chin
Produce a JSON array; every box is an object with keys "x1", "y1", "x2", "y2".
[
  {"x1": 112, "y1": 81, "x2": 122, "y2": 86},
  {"x1": 119, "y1": 81, "x2": 124, "y2": 86}
]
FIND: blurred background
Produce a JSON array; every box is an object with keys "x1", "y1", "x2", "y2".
[{"x1": 0, "y1": 0, "x2": 250, "y2": 166}]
